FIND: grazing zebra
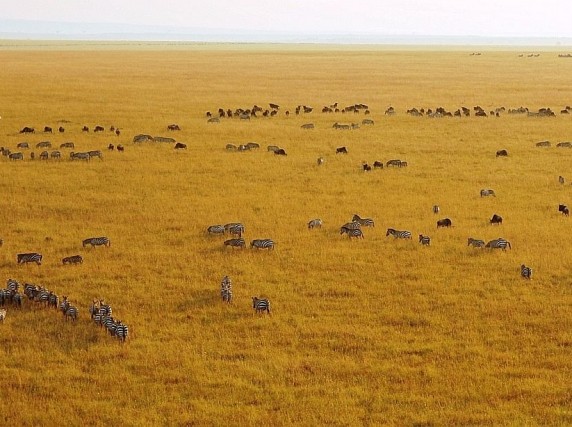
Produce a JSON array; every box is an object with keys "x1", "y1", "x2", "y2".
[
  {"x1": 250, "y1": 239, "x2": 275, "y2": 249},
  {"x1": 340, "y1": 227, "x2": 364, "y2": 239},
  {"x1": 0, "y1": 308, "x2": 6, "y2": 322},
  {"x1": 51, "y1": 151, "x2": 61, "y2": 159},
  {"x1": 308, "y1": 218, "x2": 323, "y2": 229},
  {"x1": 70, "y1": 151, "x2": 90, "y2": 161},
  {"x1": 386, "y1": 228, "x2": 412, "y2": 239},
  {"x1": 224, "y1": 238, "x2": 245, "y2": 249},
  {"x1": 62, "y1": 255, "x2": 83, "y2": 265},
  {"x1": 83, "y1": 237, "x2": 111, "y2": 247},
  {"x1": 467, "y1": 237, "x2": 485, "y2": 248},
  {"x1": 386, "y1": 159, "x2": 402, "y2": 167},
  {"x1": 480, "y1": 189, "x2": 496, "y2": 197},
  {"x1": 485, "y1": 238, "x2": 512, "y2": 250},
  {"x1": 252, "y1": 297, "x2": 271, "y2": 315},
  {"x1": 207, "y1": 225, "x2": 225, "y2": 235},
  {"x1": 9, "y1": 152, "x2": 23, "y2": 161},
  {"x1": 227, "y1": 224, "x2": 245, "y2": 237},
  {"x1": 48, "y1": 292, "x2": 59, "y2": 310},
  {"x1": 433, "y1": 205, "x2": 440, "y2": 214},
  {"x1": 352, "y1": 214, "x2": 375, "y2": 227},
  {"x1": 419, "y1": 234, "x2": 431, "y2": 245},
  {"x1": 17, "y1": 252, "x2": 42, "y2": 265},
  {"x1": 88, "y1": 150, "x2": 103, "y2": 160},
  {"x1": 521, "y1": 264, "x2": 532, "y2": 279},
  {"x1": 115, "y1": 322, "x2": 129, "y2": 342},
  {"x1": 221, "y1": 276, "x2": 232, "y2": 303}
]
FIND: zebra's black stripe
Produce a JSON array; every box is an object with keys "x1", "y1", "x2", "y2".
[
  {"x1": 83, "y1": 237, "x2": 110, "y2": 247},
  {"x1": 250, "y1": 239, "x2": 275, "y2": 249}
]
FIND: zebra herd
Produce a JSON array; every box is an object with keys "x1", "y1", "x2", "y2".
[
  {"x1": 219, "y1": 275, "x2": 271, "y2": 315},
  {"x1": 207, "y1": 222, "x2": 275, "y2": 250},
  {"x1": 0, "y1": 278, "x2": 129, "y2": 342}
]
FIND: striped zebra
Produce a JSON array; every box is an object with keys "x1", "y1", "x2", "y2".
[
  {"x1": 221, "y1": 276, "x2": 232, "y2": 303},
  {"x1": 115, "y1": 321, "x2": 129, "y2": 343},
  {"x1": 103, "y1": 316, "x2": 118, "y2": 335},
  {"x1": 341, "y1": 221, "x2": 361, "y2": 230},
  {"x1": 227, "y1": 224, "x2": 245, "y2": 237},
  {"x1": 521, "y1": 264, "x2": 532, "y2": 279},
  {"x1": 88, "y1": 150, "x2": 103, "y2": 160},
  {"x1": 250, "y1": 239, "x2": 275, "y2": 249},
  {"x1": 207, "y1": 225, "x2": 225, "y2": 235},
  {"x1": 485, "y1": 238, "x2": 512, "y2": 250},
  {"x1": 352, "y1": 214, "x2": 375, "y2": 227},
  {"x1": 386, "y1": 228, "x2": 412, "y2": 239},
  {"x1": 480, "y1": 189, "x2": 496, "y2": 197},
  {"x1": 61, "y1": 298, "x2": 79, "y2": 322},
  {"x1": 467, "y1": 237, "x2": 485, "y2": 248},
  {"x1": 340, "y1": 227, "x2": 364, "y2": 239},
  {"x1": 308, "y1": 218, "x2": 323, "y2": 229},
  {"x1": 48, "y1": 292, "x2": 59, "y2": 310},
  {"x1": 62, "y1": 255, "x2": 83, "y2": 265},
  {"x1": 224, "y1": 238, "x2": 245, "y2": 249},
  {"x1": 83, "y1": 237, "x2": 111, "y2": 247},
  {"x1": 418, "y1": 234, "x2": 431, "y2": 245},
  {"x1": 433, "y1": 205, "x2": 440, "y2": 214},
  {"x1": 9, "y1": 152, "x2": 23, "y2": 161},
  {"x1": 7, "y1": 279, "x2": 19, "y2": 292},
  {"x1": 386, "y1": 159, "x2": 402, "y2": 167},
  {"x1": 252, "y1": 297, "x2": 271, "y2": 315},
  {"x1": 0, "y1": 308, "x2": 6, "y2": 322},
  {"x1": 35, "y1": 288, "x2": 50, "y2": 306},
  {"x1": 17, "y1": 252, "x2": 42, "y2": 265},
  {"x1": 70, "y1": 151, "x2": 90, "y2": 161}
]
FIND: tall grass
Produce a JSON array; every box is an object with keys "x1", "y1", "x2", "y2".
[{"x1": 0, "y1": 44, "x2": 571, "y2": 425}]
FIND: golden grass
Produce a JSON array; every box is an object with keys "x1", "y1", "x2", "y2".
[{"x1": 1, "y1": 43, "x2": 572, "y2": 425}]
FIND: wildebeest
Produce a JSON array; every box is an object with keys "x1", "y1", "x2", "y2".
[
  {"x1": 267, "y1": 145, "x2": 280, "y2": 153},
  {"x1": 82, "y1": 126, "x2": 89, "y2": 132},
  {"x1": 536, "y1": 140, "x2": 551, "y2": 147},
  {"x1": 9, "y1": 152, "x2": 23, "y2": 161},
  {"x1": 496, "y1": 149, "x2": 508, "y2": 157},
  {"x1": 301, "y1": 123, "x2": 314, "y2": 129},
  {"x1": 174, "y1": 143, "x2": 187, "y2": 150},
  {"x1": 226, "y1": 144, "x2": 237, "y2": 151},
  {"x1": 245, "y1": 142, "x2": 260, "y2": 150},
  {"x1": 559, "y1": 204, "x2": 569, "y2": 216},
  {"x1": 557, "y1": 142, "x2": 572, "y2": 148},
  {"x1": 490, "y1": 214, "x2": 503, "y2": 225},
  {"x1": 108, "y1": 144, "x2": 115, "y2": 151},
  {"x1": 36, "y1": 141, "x2": 51, "y2": 149},
  {"x1": 60, "y1": 142, "x2": 75, "y2": 149},
  {"x1": 43, "y1": 126, "x2": 53, "y2": 133},
  {"x1": 58, "y1": 126, "x2": 65, "y2": 133},
  {"x1": 167, "y1": 124, "x2": 181, "y2": 131},
  {"x1": 362, "y1": 163, "x2": 371, "y2": 171},
  {"x1": 437, "y1": 218, "x2": 452, "y2": 228},
  {"x1": 115, "y1": 129, "x2": 121, "y2": 136},
  {"x1": 373, "y1": 161, "x2": 383, "y2": 169},
  {"x1": 117, "y1": 145, "x2": 124, "y2": 152},
  {"x1": 336, "y1": 146, "x2": 348, "y2": 154},
  {"x1": 17, "y1": 142, "x2": 29, "y2": 149},
  {"x1": 94, "y1": 125, "x2": 105, "y2": 132},
  {"x1": 19, "y1": 126, "x2": 34, "y2": 134},
  {"x1": 274, "y1": 148, "x2": 287, "y2": 156}
]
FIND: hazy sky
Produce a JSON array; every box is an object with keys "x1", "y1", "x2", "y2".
[{"x1": 3, "y1": 0, "x2": 572, "y2": 37}]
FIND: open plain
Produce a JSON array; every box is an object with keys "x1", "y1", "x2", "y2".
[{"x1": 0, "y1": 42, "x2": 571, "y2": 425}]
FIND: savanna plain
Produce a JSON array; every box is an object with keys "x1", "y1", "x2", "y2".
[{"x1": 1, "y1": 42, "x2": 572, "y2": 426}]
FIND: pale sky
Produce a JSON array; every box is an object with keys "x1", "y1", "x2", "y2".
[{"x1": 3, "y1": 0, "x2": 572, "y2": 38}]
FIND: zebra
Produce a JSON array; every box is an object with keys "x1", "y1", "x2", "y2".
[
  {"x1": 221, "y1": 276, "x2": 232, "y2": 303},
  {"x1": 103, "y1": 316, "x2": 118, "y2": 335},
  {"x1": 62, "y1": 255, "x2": 83, "y2": 265},
  {"x1": 419, "y1": 234, "x2": 431, "y2": 245},
  {"x1": 88, "y1": 150, "x2": 103, "y2": 160},
  {"x1": 308, "y1": 218, "x2": 323, "y2": 229},
  {"x1": 317, "y1": 157, "x2": 324, "y2": 166},
  {"x1": 227, "y1": 224, "x2": 245, "y2": 237},
  {"x1": 433, "y1": 205, "x2": 440, "y2": 214},
  {"x1": 386, "y1": 159, "x2": 402, "y2": 167},
  {"x1": 467, "y1": 237, "x2": 485, "y2": 248},
  {"x1": 115, "y1": 321, "x2": 129, "y2": 342},
  {"x1": 47, "y1": 292, "x2": 59, "y2": 310},
  {"x1": 70, "y1": 151, "x2": 90, "y2": 161},
  {"x1": 0, "y1": 308, "x2": 6, "y2": 322},
  {"x1": 521, "y1": 264, "x2": 532, "y2": 279},
  {"x1": 7, "y1": 278, "x2": 19, "y2": 292},
  {"x1": 340, "y1": 227, "x2": 364, "y2": 239},
  {"x1": 17, "y1": 253, "x2": 42, "y2": 265},
  {"x1": 386, "y1": 228, "x2": 412, "y2": 239},
  {"x1": 250, "y1": 239, "x2": 275, "y2": 249},
  {"x1": 341, "y1": 222, "x2": 361, "y2": 230},
  {"x1": 480, "y1": 189, "x2": 496, "y2": 197},
  {"x1": 83, "y1": 237, "x2": 111, "y2": 247},
  {"x1": 207, "y1": 225, "x2": 225, "y2": 235},
  {"x1": 252, "y1": 297, "x2": 271, "y2": 315},
  {"x1": 352, "y1": 214, "x2": 375, "y2": 227},
  {"x1": 224, "y1": 238, "x2": 245, "y2": 249},
  {"x1": 61, "y1": 298, "x2": 78, "y2": 322},
  {"x1": 485, "y1": 238, "x2": 512, "y2": 250},
  {"x1": 9, "y1": 152, "x2": 23, "y2": 161}
]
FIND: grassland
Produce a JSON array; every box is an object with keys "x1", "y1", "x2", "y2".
[{"x1": 0, "y1": 42, "x2": 571, "y2": 426}]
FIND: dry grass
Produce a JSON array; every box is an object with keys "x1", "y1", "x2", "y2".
[{"x1": 1, "y1": 43, "x2": 572, "y2": 425}]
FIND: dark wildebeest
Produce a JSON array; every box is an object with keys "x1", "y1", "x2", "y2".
[
  {"x1": 108, "y1": 144, "x2": 115, "y2": 151},
  {"x1": 362, "y1": 163, "x2": 371, "y2": 171},
  {"x1": 117, "y1": 144, "x2": 124, "y2": 152},
  {"x1": 274, "y1": 148, "x2": 287, "y2": 156},
  {"x1": 373, "y1": 161, "x2": 383, "y2": 169},
  {"x1": 44, "y1": 126, "x2": 53, "y2": 133},
  {"x1": 336, "y1": 146, "x2": 348, "y2": 154},
  {"x1": 115, "y1": 129, "x2": 121, "y2": 136},
  {"x1": 167, "y1": 124, "x2": 181, "y2": 131},
  {"x1": 559, "y1": 204, "x2": 569, "y2": 216},
  {"x1": 174, "y1": 142, "x2": 187, "y2": 150},
  {"x1": 94, "y1": 125, "x2": 105, "y2": 132},
  {"x1": 82, "y1": 126, "x2": 89, "y2": 132},
  {"x1": 19, "y1": 126, "x2": 34, "y2": 134},
  {"x1": 437, "y1": 218, "x2": 452, "y2": 228},
  {"x1": 58, "y1": 126, "x2": 65, "y2": 133},
  {"x1": 490, "y1": 214, "x2": 503, "y2": 225},
  {"x1": 496, "y1": 149, "x2": 508, "y2": 157}
]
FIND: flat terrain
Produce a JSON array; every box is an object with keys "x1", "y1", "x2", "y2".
[{"x1": 0, "y1": 43, "x2": 571, "y2": 426}]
